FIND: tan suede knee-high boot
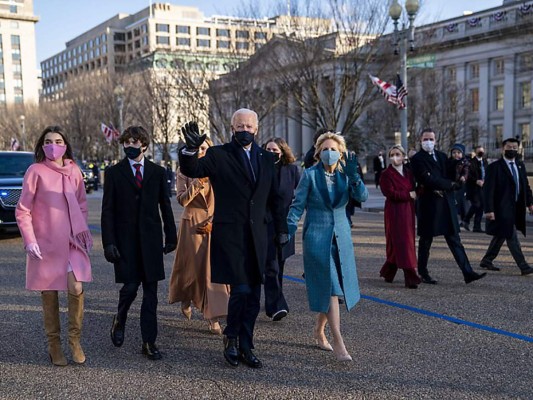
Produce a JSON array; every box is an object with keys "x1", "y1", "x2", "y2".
[
  {"x1": 68, "y1": 291, "x2": 85, "y2": 364},
  {"x1": 41, "y1": 291, "x2": 68, "y2": 366}
]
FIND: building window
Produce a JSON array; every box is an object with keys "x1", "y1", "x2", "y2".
[
  {"x1": 446, "y1": 66, "x2": 456, "y2": 80},
  {"x1": 134, "y1": 28, "x2": 141, "y2": 37},
  {"x1": 95, "y1": 37, "x2": 100, "y2": 46},
  {"x1": 10, "y1": 5, "x2": 17, "y2": 13},
  {"x1": 519, "y1": 82, "x2": 531, "y2": 108},
  {"x1": 177, "y1": 37, "x2": 190, "y2": 46},
  {"x1": 177, "y1": 25, "x2": 190, "y2": 34},
  {"x1": 197, "y1": 27, "x2": 211, "y2": 36},
  {"x1": 197, "y1": 39, "x2": 210, "y2": 48},
  {"x1": 494, "y1": 58, "x2": 504, "y2": 75},
  {"x1": 216, "y1": 29, "x2": 230, "y2": 37},
  {"x1": 142, "y1": 36, "x2": 148, "y2": 46},
  {"x1": 494, "y1": 125, "x2": 503, "y2": 144},
  {"x1": 156, "y1": 36, "x2": 170, "y2": 45},
  {"x1": 520, "y1": 123, "x2": 531, "y2": 143},
  {"x1": 469, "y1": 63, "x2": 479, "y2": 79},
  {"x1": 114, "y1": 32, "x2": 125, "y2": 41},
  {"x1": 494, "y1": 85, "x2": 504, "y2": 110},
  {"x1": 236, "y1": 30, "x2": 250, "y2": 39},
  {"x1": 11, "y1": 35, "x2": 20, "y2": 47},
  {"x1": 141, "y1": 24, "x2": 148, "y2": 34},
  {"x1": 135, "y1": 40, "x2": 140, "y2": 49},
  {"x1": 127, "y1": 32, "x2": 132, "y2": 40},
  {"x1": 156, "y1": 24, "x2": 170, "y2": 33},
  {"x1": 217, "y1": 40, "x2": 230, "y2": 49},
  {"x1": 236, "y1": 41, "x2": 249, "y2": 50},
  {"x1": 254, "y1": 31, "x2": 267, "y2": 40}
]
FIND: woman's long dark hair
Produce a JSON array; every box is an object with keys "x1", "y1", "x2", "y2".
[{"x1": 34, "y1": 125, "x2": 74, "y2": 162}]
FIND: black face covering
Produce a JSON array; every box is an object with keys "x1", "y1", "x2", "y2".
[
  {"x1": 504, "y1": 149, "x2": 518, "y2": 160},
  {"x1": 476, "y1": 151, "x2": 484, "y2": 158},
  {"x1": 234, "y1": 131, "x2": 255, "y2": 147},
  {"x1": 124, "y1": 146, "x2": 142, "y2": 160}
]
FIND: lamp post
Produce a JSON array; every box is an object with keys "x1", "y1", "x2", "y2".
[
  {"x1": 19, "y1": 115, "x2": 25, "y2": 151},
  {"x1": 113, "y1": 85, "x2": 125, "y2": 161},
  {"x1": 389, "y1": 0, "x2": 419, "y2": 150}
]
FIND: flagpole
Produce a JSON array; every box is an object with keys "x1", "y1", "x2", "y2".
[{"x1": 400, "y1": 34, "x2": 408, "y2": 150}]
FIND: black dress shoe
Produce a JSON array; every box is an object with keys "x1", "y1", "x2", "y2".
[
  {"x1": 420, "y1": 274, "x2": 437, "y2": 284},
  {"x1": 142, "y1": 342, "x2": 162, "y2": 360},
  {"x1": 521, "y1": 266, "x2": 533, "y2": 276},
  {"x1": 272, "y1": 309, "x2": 288, "y2": 322},
  {"x1": 465, "y1": 272, "x2": 487, "y2": 284},
  {"x1": 472, "y1": 228, "x2": 484, "y2": 233},
  {"x1": 110, "y1": 314, "x2": 124, "y2": 347},
  {"x1": 239, "y1": 349, "x2": 262, "y2": 369},
  {"x1": 480, "y1": 263, "x2": 500, "y2": 271},
  {"x1": 223, "y1": 336, "x2": 239, "y2": 367}
]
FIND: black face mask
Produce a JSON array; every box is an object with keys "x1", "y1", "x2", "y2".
[
  {"x1": 124, "y1": 146, "x2": 143, "y2": 160},
  {"x1": 504, "y1": 149, "x2": 518, "y2": 160},
  {"x1": 234, "y1": 131, "x2": 255, "y2": 147},
  {"x1": 476, "y1": 151, "x2": 484, "y2": 158}
]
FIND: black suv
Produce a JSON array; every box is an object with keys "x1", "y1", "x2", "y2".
[{"x1": 0, "y1": 151, "x2": 34, "y2": 231}]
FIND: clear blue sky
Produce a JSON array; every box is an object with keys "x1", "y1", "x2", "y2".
[{"x1": 34, "y1": 0, "x2": 503, "y2": 65}]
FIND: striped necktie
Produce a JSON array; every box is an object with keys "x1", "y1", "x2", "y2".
[{"x1": 134, "y1": 163, "x2": 143, "y2": 189}]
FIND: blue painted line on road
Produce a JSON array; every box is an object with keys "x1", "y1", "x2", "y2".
[{"x1": 285, "y1": 275, "x2": 533, "y2": 343}]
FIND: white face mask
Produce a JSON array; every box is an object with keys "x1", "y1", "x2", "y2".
[
  {"x1": 421, "y1": 140, "x2": 435, "y2": 153},
  {"x1": 390, "y1": 156, "x2": 403, "y2": 165}
]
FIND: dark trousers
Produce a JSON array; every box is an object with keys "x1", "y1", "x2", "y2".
[
  {"x1": 418, "y1": 233, "x2": 474, "y2": 278},
  {"x1": 481, "y1": 227, "x2": 529, "y2": 271},
  {"x1": 223, "y1": 284, "x2": 261, "y2": 351},
  {"x1": 453, "y1": 188, "x2": 467, "y2": 220},
  {"x1": 264, "y1": 258, "x2": 289, "y2": 317},
  {"x1": 464, "y1": 198, "x2": 483, "y2": 230},
  {"x1": 117, "y1": 281, "x2": 158, "y2": 344}
]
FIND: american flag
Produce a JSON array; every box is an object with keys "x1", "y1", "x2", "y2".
[
  {"x1": 101, "y1": 123, "x2": 121, "y2": 143},
  {"x1": 11, "y1": 138, "x2": 20, "y2": 151},
  {"x1": 369, "y1": 74, "x2": 408, "y2": 109},
  {"x1": 395, "y1": 74, "x2": 408, "y2": 109}
]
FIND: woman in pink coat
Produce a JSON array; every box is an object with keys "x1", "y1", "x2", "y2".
[{"x1": 16, "y1": 126, "x2": 92, "y2": 366}]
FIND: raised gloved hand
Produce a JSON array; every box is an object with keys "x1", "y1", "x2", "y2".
[
  {"x1": 163, "y1": 243, "x2": 177, "y2": 254},
  {"x1": 182, "y1": 121, "x2": 207, "y2": 151},
  {"x1": 343, "y1": 151, "x2": 360, "y2": 180},
  {"x1": 275, "y1": 233, "x2": 289, "y2": 247},
  {"x1": 26, "y1": 242, "x2": 43, "y2": 260},
  {"x1": 104, "y1": 244, "x2": 121, "y2": 263}
]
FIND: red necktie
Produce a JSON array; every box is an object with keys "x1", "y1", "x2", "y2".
[{"x1": 134, "y1": 163, "x2": 142, "y2": 189}]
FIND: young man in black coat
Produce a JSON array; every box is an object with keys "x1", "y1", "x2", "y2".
[
  {"x1": 480, "y1": 138, "x2": 533, "y2": 275},
  {"x1": 464, "y1": 145, "x2": 488, "y2": 233},
  {"x1": 410, "y1": 128, "x2": 486, "y2": 285},
  {"x1": 178, "y1": 109, "x2": 288, "y2": 369},
  {"x1": 101, "y1": 126, "x2": 177, "y2": 360}
]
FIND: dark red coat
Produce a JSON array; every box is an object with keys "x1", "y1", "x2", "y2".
[{"x1": 379, "y1": 165, "x2": 417, "y2": 269}]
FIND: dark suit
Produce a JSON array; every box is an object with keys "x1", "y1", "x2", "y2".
[
  {"x1": 464, "y1": 157, "x2": 488, "y2": 230},
  {"x1": 410, "y1": 149, "x2": 477, "y2": 280},
  {"x1": 373, "y1": 155, "x2": 386, "y2": 188},
  {"x1": 179, "y1": 139, "x2": 288, "y2": 351},
  {"x1": 101, "y1": 158, "x2": 177, "y2": 343},
  {"x1": 264, "y1": 163, "x2": 300, "y2": 317},
  {"x1": 481, "y1": 157, "x2": 533, "y2": 271}
]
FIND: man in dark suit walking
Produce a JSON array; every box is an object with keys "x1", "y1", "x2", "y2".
[
  {"x1": 480, "y1": 138, "x2": 533, "y2": 275},
  {"x1": 373, "y1": 150, "x2": 386, "y2": 188},
  {"x1": 463, "y1": 145, "x2": 488, "y2": 233},
  {"x1": 178, "y1": 109, "x2": 288, "y2": 368},
  {"x1": 101, "y1": 126, "x2": 177, "y2": 360},
  {"x1": 410, "y1": 128, "x2": 486, "y2": 285}
]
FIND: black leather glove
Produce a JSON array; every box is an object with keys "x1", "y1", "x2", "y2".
[
  {"x1": 343, "y1": 151, "x2": 360, "y2": 180},
  {"x1": 104, "y1": 244, "x2": 121, "y2": 263},
  {"x1": 181, "y1": 121, "x2": 207, "y2": 151},
  {"x1": 163, "y1": 243, "x2": 177, "y2": 254},
  {"x1": 275, "y1": 233, "x2": 289, "y2": 247}
]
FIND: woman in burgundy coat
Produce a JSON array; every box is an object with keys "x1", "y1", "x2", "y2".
[{"x1": 379, "y1": 145, "x2": 421, "y2": 288}]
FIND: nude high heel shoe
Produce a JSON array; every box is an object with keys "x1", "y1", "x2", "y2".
[
  {"x1": 313, "y1": 328, "x2": 333, "y2": 351},
  {"x1": 181, "y1": 301, "x2": 192, "y2": 320},
  {"x1": 332, "y1": 340, "x2": 352, "y2": 362},
  {"x1": 208, "y1": 320, "x2": 222, "y2": 335}
]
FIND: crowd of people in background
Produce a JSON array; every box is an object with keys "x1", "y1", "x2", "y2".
[{"x1": 15, "y1": 114, "x2": 533, "y2": 370}]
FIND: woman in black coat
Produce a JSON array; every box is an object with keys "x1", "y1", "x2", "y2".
[{"x1": 262, "y1": 137, "x2": 300, "y2": 321}]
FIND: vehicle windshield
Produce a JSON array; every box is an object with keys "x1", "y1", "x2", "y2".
[{"x1": 0, "y1": 153, "x2": 35, "y2": 176}]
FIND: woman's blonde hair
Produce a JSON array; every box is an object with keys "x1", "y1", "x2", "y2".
[
  {"x1": 388, "y1": 144, "x2": 406, "y2": 158},
  {"x1": 313, "y1": 132, "x2": 347, "y2": 162}
]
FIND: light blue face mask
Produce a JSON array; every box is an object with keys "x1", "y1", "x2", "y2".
[{"x1": 320, "y1": 149, "x2": 341, "y2": 166}]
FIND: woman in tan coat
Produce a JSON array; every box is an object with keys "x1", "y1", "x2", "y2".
[{"x1": 169, "y1": 138, "x2": 229, "y2": 334}]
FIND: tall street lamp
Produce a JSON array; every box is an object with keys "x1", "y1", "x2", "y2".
[
  {"x1": 19, "y1": 115, "x2": 26, "y2": 151},
  {"x1": 389, "y1": 0, "x2": 419, "y2": 150}
]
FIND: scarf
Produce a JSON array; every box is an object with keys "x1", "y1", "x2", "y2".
[{"x1": 43, "y1": 159, "x2": 93, "y2": 253}]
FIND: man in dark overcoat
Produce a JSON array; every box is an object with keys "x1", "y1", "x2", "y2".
[
  {"x1": 464, "y1": 145, "x2": 488, "y2": 232},
  {"x1": 101, "y1": 126, "x2": 177, "y2": 360},
  {"x1": 410, "y1": 128, "x2": 486, "y2": 285},
  {"x1": 178, "y1": 109, "x2": 288, "y2": 369},
  {"x1": 481, "y1": 138, "x2": 533, "y2": 275}
]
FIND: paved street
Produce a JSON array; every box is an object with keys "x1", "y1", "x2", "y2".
[{"x1": 1, "y1": 189, "x2": 532, "y2": 399}]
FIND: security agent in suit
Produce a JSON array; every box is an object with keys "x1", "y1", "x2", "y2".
[
  {"x1": 464, "y1": 146, "x2": 489, "y2": 232},
  {"x1": 101, "y1": 126, "x2": 177, "y2": 360},
  {"x1": 410, "y1": 128, "x2": 486, "y2": 284},
  {"x1": 178, "y1": 109, "x2": 289, "y2": 368},
  {"x1": 480, "y1": 138, "x2": 533, "y2": 275}
]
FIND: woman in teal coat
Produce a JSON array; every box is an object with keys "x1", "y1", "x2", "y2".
[{"x1": 287, "y1": 132, "x2": 367, "y2": 362}]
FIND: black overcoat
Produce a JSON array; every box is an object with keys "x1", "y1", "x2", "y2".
[
  {"x1": 178, "y1": 141, "x2": 288, "y2": 285},
  {"x1": 465, "y1": 157, "x2": 488, "y2": 204},
  {"x1": 101, "y1": 158, "x2": 177, "y2": 283},
  {"x1": 410, "y1": 149, "x2": 458, "y2": 237},
  {"x1": 483, "y1": 157, "x2": 533, "y2": 239}
]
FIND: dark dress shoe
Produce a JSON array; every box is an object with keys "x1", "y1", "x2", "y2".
[
  {"x1": 521, "y1": 266, "x2": 533, "y2": 276},
  {"x1": 240, "y1": 349, "x2": 262, "y2": 369},
  {"x1": 142, "y1": 342, "x2": 162, "y2": 360},
  {"x1": 223, "y1": 336, "x2": 239, "y2": 367},
  {"x1": 420, "y1": 274, "x2": 437, "y2": 284},
  {"x1": 272, "y1": 309, "x2": 288, "y2": 321},
  {"x1": 472, "y1": 228, "x2": 484, "y2": 233},
  {"x1": 465, "y1": 272, "x2": 487, "y2": 284},
  {"x1": 480, "y1": 263, "x2": 500, "y2": 271},
  {"x1": 110, "y1": 314, "x2": 124, "y2": 347},
  {"x1": 405, "y1": 284, "x2": 418, "y2": 289}
]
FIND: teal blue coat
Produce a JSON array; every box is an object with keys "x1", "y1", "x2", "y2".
[{"x1": 287, "y1": 163, "x2": 368, "y2": 312}]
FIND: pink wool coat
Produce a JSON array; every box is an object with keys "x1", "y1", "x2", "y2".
[{"x1": 16, "y1": 161, "x2": 92, "y2": 290}]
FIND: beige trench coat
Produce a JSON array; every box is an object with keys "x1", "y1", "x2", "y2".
[{"x1": 168, "y1": 170, "x2": 229, "y2": 319}]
